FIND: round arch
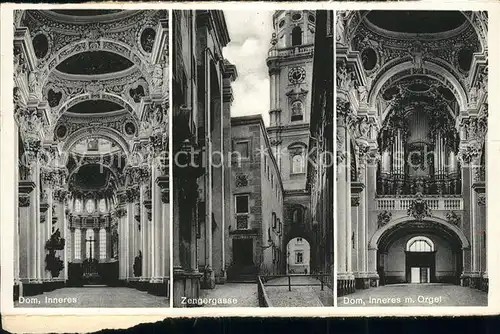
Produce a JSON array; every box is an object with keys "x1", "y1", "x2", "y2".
[
  {"x1": 61, "y1": 126, "x2": 130, "y2": 157},
  {"x1": 39, "y1": 39, "x2": 152, "y2": 89},
  {"x1": 347, "y1": 11, "x2": 486, "y2": 55},
  {"x1": 56, "y1": 92, "x2": 137, "y2": 121},
  {"x1": 286, "y1": 237, "x2": 311, "y2": 275},
  {"x1": 369, "y1": 216, "x2": 470, "y2": 250},
  {"x1": 67, "y1": 162, "x2": 121, "y2": 188},
  {"x1": 368, "y1": 60, "x2": 468, "y2": 113},
  {"x1": 406, "y1": 236, "x2": 435, "y2": 252}
]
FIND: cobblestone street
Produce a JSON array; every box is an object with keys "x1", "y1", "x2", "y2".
[
  {"x1": 199, "y1": 283, "x2": 259, "y2": 307},
  {"x1": 338, "y1": 283, "x2": 488, "y2": 307},
  {"x1": 15, "y1": 287, "x2": 169, "y2": 308},
  {"x1": 265, "y1": 276, "x2": 333, "y2": 307}
]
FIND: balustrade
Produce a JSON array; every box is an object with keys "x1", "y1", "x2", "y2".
[{"x1": 376, "y1": 196, "x2": 463, "y2": 211}]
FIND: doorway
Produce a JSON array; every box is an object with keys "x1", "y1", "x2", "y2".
[
  {"x1": 405, "y1": 236, "x2": 436, "y2": 283},
  {"x1": 233, "y1": 239, "x2": 254, "y2": 266},
  {"x1": 410, "y1": 267, "x2": 430, "y2": 283}
]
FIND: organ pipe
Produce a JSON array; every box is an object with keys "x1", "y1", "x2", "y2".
[
  {"x1": 382, "y1": 150, "x2": 390, "y2": 174},
  {"x1": 449, "y1": 150, "x2": 457, "y2": 174},
  {"x1": 434, "y1": 132, "x2": 440, "y2": 176}
]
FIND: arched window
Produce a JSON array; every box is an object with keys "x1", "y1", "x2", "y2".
[
  {"x1": 99, "y1": 199, "x2": 106, "y2": 213},
  {"x1": 74, "y1": 199, "x2": 82, "y2": 213},
  {"x1": 272, "y1": 212, "x2": 277, "y2": 229},
  {"x1": 86, "y1": 229, "x2": 95, "y2": 259},
  {"x1": 74, "y1": 229, "x2": 81, "y2": 260},
  {"x1": 292, "y1": 26, "x2": 302, "y2": 46},
  {"x1": 291, "y1": 100, "x2": 304, "y2": 122},
  {"x1": 99, "y1": 229, "x2": 107, "y2": 260},
  {"x1": 406, "y1": 236, "x2": 435, "y2": 252},
  {"x1": 289, "y1": 143, "x2": 306, "y2": 175},
  {"x1": 86, "y1": 199, "x2": 95, "y2": 213},
  {"x1": 292, "y1": 154, "x2": 305, "y2": 174}
]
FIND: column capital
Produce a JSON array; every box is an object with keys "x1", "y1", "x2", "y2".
[
  {"x1": 336, "y1": 97, "x2": 353, "y2": 128},
  {"x1": 116, "y1": 190, "x2": 128, "y2": 205},
  {"x1": 114, "y1": 207, "x2": 127, "y2": 219},
  {"x1": 350, "y1": 115, "x2": 378, "y2": 141},
  {"x1": 459, "y1": 114, "x2": 487, "y2": 143},
  {"x1": 477, "y1": 193, "x2": 486, "y2": 206},
  {"x1": 457, "y1": 142, "x2": 482, "y2": 165},
  {"x1": 156, "y1": 175, "x2": 170, "y2": 204},
  {"x1": 19, "y1": 195, "x2": 31, "y2": 207},
  {"x1": 125, "y1": 165, "x2": 151, "y2": 186},
  {"x1": 126, "y1": 187, "x2": 140, "y2": 203},
  {"x1": 53, "y1": 188, "x2": 69, "y2": 203}
]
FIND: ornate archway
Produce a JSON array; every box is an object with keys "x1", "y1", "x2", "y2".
[{"x1": 369, "y1": 216, "x2": 469, "y2": 285}]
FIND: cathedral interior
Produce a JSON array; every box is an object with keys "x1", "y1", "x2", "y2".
[
  {"x1": 173, "y1": 10, "x2": 333, "y2": 307},
  {"x1": 13, "y1": 10, "x2": 170, "y2": 306},
  {"x1": 336, "y1": 11, "x2": 488, "y2": 304}
]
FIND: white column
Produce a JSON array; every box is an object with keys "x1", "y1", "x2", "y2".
[
  {"x1": 151, "y1": 167, "x2": 162, "y2": 282},
  {"x1": 45, "y1": 188, "x2": 53, "y2": 279},
  {"x1": 346, "y1": 138, "x2": 352, "y2": 274},
  {"x1": 128, "y1": 198, "x2": 135, "y2": 278},
  {"x1": 31, "y1": 162, "x2": 41, "y2": 281},
  {"x1": 140, "y1": 185, "x2": 148, "y2": 278}
]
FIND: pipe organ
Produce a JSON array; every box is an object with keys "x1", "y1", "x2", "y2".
[{"x1": 377, "y1": 108, "x2": 461, "y2": 196}]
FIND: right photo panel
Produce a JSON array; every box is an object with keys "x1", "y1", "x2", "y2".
[{"x1": 336, "y1": 10, "x2": 488, "y2": 307}]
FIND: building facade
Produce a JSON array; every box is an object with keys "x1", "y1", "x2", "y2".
[
  {"x1": 307, "y1": 10, "x2": 334, "y2": 285},
  {"x1": 13, "y1": 10, "x2": 170, "y2": 302},
  {"x1": 229, "y1": 116, "x2": 284, "y2": 279},
  {"x1": 172, "y1": 10, "x2": 237, "y2": 306},
  {"x1": 336, "y1": 11, "x2": 488, "y2": 296},
  {"x1": 266, "y1": 10, "x2": 317, "y2": 276}
]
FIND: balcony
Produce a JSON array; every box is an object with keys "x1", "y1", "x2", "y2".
[{"x1": 376, "y1": 196, "x2": 463, "y2": 211}]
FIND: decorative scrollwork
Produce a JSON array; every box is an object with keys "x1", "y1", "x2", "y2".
[
  {"x1": 235, "y1": 174, "x2": 249, "y2": 187},
  {"x1": 236, "y1": 215, "x2": 249, "y2": 229},
  {"x1": 114, "y1": 207, "x2": 127, "y2": 218},
  {"x1": 377, "y1": 210, "x2": 392, "y2": 228},
  {"x1": 126, "y1": 187, "x2": 140, "y2": 203},
  {"x1": 446, "y1": 211, "x2": 461, "y2": 226},
  {"x1": 407, "y1": 192, "x2": 432, "y2": 221},
  {"x1": 19, "y1": 195, "x2": 31, "y2": 207},
  {"x1": 457, "y1": 143, "x2": 482, "y2": 165},
  {"x1": 477, "y1": 194, "x2": 486, "y2": 206}
]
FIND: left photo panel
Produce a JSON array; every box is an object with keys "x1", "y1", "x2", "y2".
[{"x1": 12, "y1": 9, "x2": 170, "y2": 308}]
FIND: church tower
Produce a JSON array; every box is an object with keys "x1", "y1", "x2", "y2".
[{"x1": 267, "y1": 10, "x2": 316, "y2": 192}]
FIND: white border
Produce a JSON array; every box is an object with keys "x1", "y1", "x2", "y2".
[{"x1": 0, "y1": 1, "x2": 499, "y2": 332}]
